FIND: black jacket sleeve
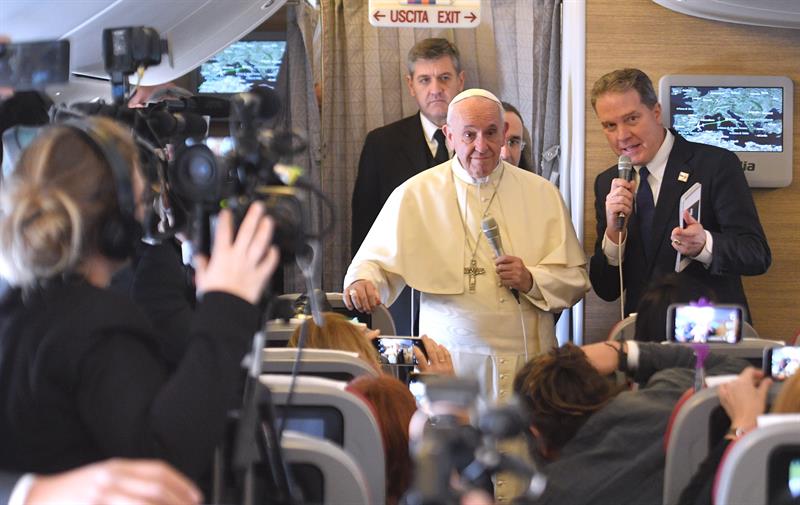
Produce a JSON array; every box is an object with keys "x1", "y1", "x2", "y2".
[
  {"x1": 75, "y1": 292, "x2": 259, "y2": 479},
  {"x1": 130, "y1": 241, "x2": 196, "y2": 368},
  {"x1": 634, "y1": 342, "x2": 749, "y2": 385},
  {"x1": 589, "y1": 169, "x2": 623, "y2": 302}
]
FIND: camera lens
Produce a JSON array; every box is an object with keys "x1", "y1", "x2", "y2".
[{"x1": 188, "y1": 153, "x2": 213, "y2": 184}]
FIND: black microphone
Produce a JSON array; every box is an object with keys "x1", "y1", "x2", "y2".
[
  {"x1": 481, "y1": 217, "x2": 520, "y2": 303},
  {"x1": 615, "y1": 154, "x2": 633, "y2": 230}
]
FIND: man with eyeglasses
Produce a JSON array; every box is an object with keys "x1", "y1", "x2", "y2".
[{"x1": 500, "y1": 102, "x2": 531, "y2": 171}]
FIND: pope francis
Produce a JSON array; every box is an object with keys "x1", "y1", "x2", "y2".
[{"x1": 344, "y1": 89, "x2": 590, "y2": 401}]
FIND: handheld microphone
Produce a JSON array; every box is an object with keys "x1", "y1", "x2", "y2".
[
  {"x1": 615, "y1": 155, "x2": 633, "y2": 230},
  {"x1": 481, "y1": 217, "x2": 520, "y2": 303}
]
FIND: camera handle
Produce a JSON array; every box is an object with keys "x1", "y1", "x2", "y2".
[{"x1": 461, "y1": 441, "x2": 547, "y2": 500}]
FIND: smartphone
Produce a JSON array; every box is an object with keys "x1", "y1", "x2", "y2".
[
  {"x1": 372, "y1": 336, "x2": 427, "y2": 366},
  {"x1": 667, "y1": 303, "x2": 743, "y2": 344},
  {"x1": 0, "y1": 40, "x2": 70, "y2": 89},
  {"x1": 764, "y1": 346, "x2": 800, "y2": 381}
]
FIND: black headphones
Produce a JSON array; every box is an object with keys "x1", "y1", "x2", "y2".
[{"x1": 62, "y1": 118, "x2": 142, "y2": 260}]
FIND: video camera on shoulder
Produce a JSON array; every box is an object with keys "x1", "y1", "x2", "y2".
[{"x1": 666, "y1": 303, "x2": 744, "y2": 344}]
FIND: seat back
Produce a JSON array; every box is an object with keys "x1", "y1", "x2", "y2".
[
  {"x1": 262, "y1": 348, "x2": 379, "y2": 381},
  {"x1": 326, "y1": 292, "x2": 396, "y2": 335},
  {"x1": 607, "y1": 314, "x2": 637, "y2": 342},
  {"x1": 282, "y1": 431, "x2": 370, "y2": 505},
  {"x1": 663, "y1": 386, "x2": 722, "y2": 505},
  {"x1": 706, "y1": 338, "x2": 782, "y2": 368},
  {"x1": 261, "y1": 374, "x2": 385, "y2": 505},
  {"x1": 276, "y1": 292, "x2": 397, "y2": 336},
  {"x1": 714, "y1": 422, "x2": 800, "y2": 505}
]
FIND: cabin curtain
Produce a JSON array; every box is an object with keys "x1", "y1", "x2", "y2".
[
  {"x1": 277, "y1": 1, "x2": 323, "y2": 293},
  {"x1": 319, "y1": 0, "x2": 561, "y2": 291}
]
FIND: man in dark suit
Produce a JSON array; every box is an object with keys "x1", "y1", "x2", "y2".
[
  {"x1": 589, "y1": 68, "x2": 770, "y2": 320},
  {"x1": 350, "y1": 38, "x2": 465, "y2": 334}
]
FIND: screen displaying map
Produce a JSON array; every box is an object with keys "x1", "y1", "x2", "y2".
[
  {"x1": 669, "y1": 86, "x2": 783, "y2": 152},
  {"x1": 198, "y1": 40, "x2": 286, "y2": 94}
]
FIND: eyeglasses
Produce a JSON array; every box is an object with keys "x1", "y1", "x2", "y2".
[{"x1": 505, "y1": 138, "x2": 526, "y2": 150}]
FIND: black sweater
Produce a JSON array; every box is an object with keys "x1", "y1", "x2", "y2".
[{"x1": 0, "y1": 277, "x2": 259, "y2": 480}]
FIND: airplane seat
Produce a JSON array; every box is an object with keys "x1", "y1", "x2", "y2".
[
  {"x1": 261, "y1": 348, "x2": 380, "y2": 382},
  {"x1": 277, "y1": 292, "x2": 397, "y2": 336},
  {"x1": 663, "y1": 386, "x2": 725, "y2": 505},
  {"x1": 261, "y1": 374, "x2": 386, "y2": 505},
  {"x1": 713, "y1": 421, "x2": 800, "y2": 505},
  {"x1": 607, "y1": 314, "x2": 638, "y2": 342},
  {"x1": 282, "y1": 430, "x2": 371, "y2": 505}
]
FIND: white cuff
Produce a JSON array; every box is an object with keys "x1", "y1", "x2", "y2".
[
  {"x1": 9, "y1": 474, "x2": 36, "y2": 505},
  {"x1": 602, "y1": 232, "x2": 626, "y2": 267},
  {"x1": 626, "y1": 341, "x2": 640, "y2": 371},
  {"x1": 691, "y1": 231, "x2": 713, "y2": 267}
]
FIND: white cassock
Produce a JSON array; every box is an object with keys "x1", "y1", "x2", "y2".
[{"x1": 345, "y1": 157, "x2": 590, "y2": 401}]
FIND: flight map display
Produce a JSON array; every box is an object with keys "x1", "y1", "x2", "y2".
[{"x1": 669, "y1": 86, "x2": 783, "y2": 152}]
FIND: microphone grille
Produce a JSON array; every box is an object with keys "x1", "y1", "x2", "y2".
[
  {"x1": 481, "y1": 216, "x2": 498, "y2": 234},
  {"x1": 618, "y1": 155, "x2": 632, "y2": 170}
]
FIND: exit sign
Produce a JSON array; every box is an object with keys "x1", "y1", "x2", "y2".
[{"x1": 368, "y1": 0, "x2": 481, "y2": 28}]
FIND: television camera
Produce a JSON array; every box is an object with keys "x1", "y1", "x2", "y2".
[
  {"x1": 53, "y1": 26, "x2": 332, "y2": 265},
  {"x1": 405, "y1": 376, "x2": 547, "y2": 505}
]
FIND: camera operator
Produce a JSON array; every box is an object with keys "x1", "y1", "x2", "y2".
[{"x1": 0, "y1": 116, "x2": 279, "y2": 482}]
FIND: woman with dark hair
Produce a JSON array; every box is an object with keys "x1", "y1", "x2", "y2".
[
  {"x1": 347, "y1": 374, "x2": 418, "y2": 505},
  {"x1": 0, "y1": 117, "x2": 279, "y2": 480}
]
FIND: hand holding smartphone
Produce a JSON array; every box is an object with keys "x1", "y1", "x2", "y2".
[
  {"x1": 372, "y1": 336, "x2": 427, "y2": 366},
  {"x1": 667, "y1": 303, "x2": 743, "y2": 344},
  {"x1": 764, "y1": 346, "x2": 800, "y2": 381}
]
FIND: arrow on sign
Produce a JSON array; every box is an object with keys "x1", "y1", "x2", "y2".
[
  {"x1": 373, "y1": 10, "x2": 385, "y2": 22},
  {"x1": 465, "y1": 12, "x2": 477, "y2": 23}
]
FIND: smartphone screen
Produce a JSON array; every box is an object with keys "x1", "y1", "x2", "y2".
[
  {"x1": 670, "y1": 304, "x2": 742, "y2": 343},
  {"x1": 0, "y1": 40, "x2": 70, "y2": 89},
  {"x1": 372, "y1": 337, "x2": 425, "y2": 366},
  {"x1": 768, "y1": 346, "x2": 800, "y2": 381}
]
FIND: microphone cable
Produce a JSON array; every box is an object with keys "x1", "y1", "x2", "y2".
[
  {"x1": 517, "y1": 300, "x2": 529, "y2": 363},
  {"x1": 618, "y1": 229, "x2": 625, "y2": 321}
]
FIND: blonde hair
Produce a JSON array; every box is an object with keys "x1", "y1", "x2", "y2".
[
  {"x1": 287, "y1": 312, "x2": 381, "y2": 370},
  {"x1": 0, "y1": 117, "x2": 137, "y2": 288}
]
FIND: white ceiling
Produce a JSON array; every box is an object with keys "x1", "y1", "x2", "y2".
[
  {"x1": 0, "y1": 0, "x2": 287, "y2": 84},
  {"x1": 653, "y1": 0, "x2": 800, "y2": 29}
]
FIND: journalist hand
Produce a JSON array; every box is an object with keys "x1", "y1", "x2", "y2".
[
  {"x1": 193, "y1": 203, "x2": 280, "y2": 304},
  {"x1": 413, "y1": 335, "x2": 455, "y2": 376},
  {"x1": 24, "y1": 459, "x2": 202, "y2": 505}
]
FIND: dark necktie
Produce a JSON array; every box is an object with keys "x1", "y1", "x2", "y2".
[
  {"x1": 637, "y1": 166, "x2": 655, "y2": 257},
  {"x1": 432, "y1": 128, "x2": 449, "y2": 165}
]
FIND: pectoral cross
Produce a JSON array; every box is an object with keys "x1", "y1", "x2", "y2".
[{"x1": 464, "y1": 259, "x2": 485, "y2": 293}]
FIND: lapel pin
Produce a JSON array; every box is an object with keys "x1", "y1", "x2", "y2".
[{"x1": 678, "y1": 172, "x2": 689, "y2": 182}]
